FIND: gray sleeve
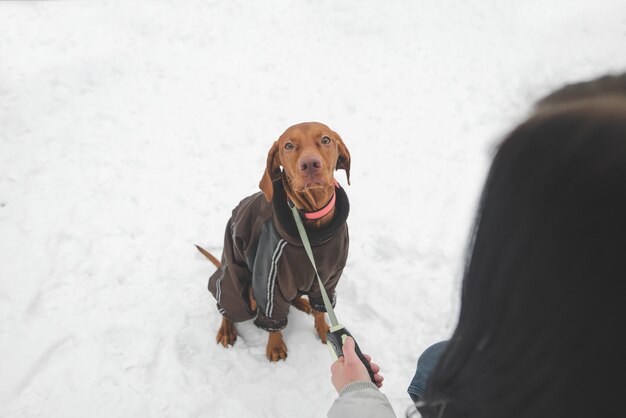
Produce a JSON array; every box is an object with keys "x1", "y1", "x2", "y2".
[{"x1": 327, "y1": 381, "x2": 396, "y2": 418}]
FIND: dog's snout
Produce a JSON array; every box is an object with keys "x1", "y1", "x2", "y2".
[{"x1": 299, "y1": 155, "x2": 322, "y2": 172}]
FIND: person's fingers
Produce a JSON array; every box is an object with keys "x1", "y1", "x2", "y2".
[
  {"x1": 374, "y1": 373, "x2": 384, "y2": 384},
  {"x1": 341, "y1": 336, "x2": 359, "y2": 364},
  {"x1": 369, "y1": 361, "x2": 380, "y2": 374},
  {"x1": 363, "y1": 353, "x2": 372, "y2": 362},
  {"x1": 374, "y1": 373, "x2": 384, "y2": 388},
  {"x1": 330, "y1": 356, "x2": 346, "y2": 393},
  {"x1": 330, "y1": 357, "x2": 344, "y2": 374}
]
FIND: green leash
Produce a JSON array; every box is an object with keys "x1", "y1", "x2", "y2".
[{"x1": 289, "y1": 202, "x2": 376, "y2": 383}]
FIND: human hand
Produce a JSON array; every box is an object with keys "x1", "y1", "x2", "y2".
[{"x1": 330, "y1": 336, "x2": 384, "y2": 393}]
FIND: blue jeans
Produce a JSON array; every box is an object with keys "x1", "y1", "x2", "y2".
[{"x1": 407, "y1": 341, "x2": 448, "y2": 403}]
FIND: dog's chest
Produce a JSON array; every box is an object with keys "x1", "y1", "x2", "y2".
[{"x1": 249, "y1": 217, "x2": 348, "y2": 310}]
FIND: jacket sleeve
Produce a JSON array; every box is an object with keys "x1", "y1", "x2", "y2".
[
  {"x1": 254, "y1": 286, "x2": 290, "y2": 331},
  {"x1": 253, "y1": 240, "x2": 292, "y2": 332},
  {"x1": 207, "y1": 218, "x2": 256, "y2": 322},
  {"x1": 308, "y1": 266, "x2": 344, "y2": 312},
  {"x1": 327, "y1": 381, "x2": 396, "y2": 418}
]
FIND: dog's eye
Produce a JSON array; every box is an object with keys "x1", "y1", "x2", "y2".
[
  {"x1": 321, "y1": 136, "x2": 331, "y2": 145},
  {"x1": 284, "y1": 142, "x2": 295, "y2": 150}
]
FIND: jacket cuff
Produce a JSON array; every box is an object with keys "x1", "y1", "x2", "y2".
[
  {"x1": 254, "y1": 311, "x2": 288, "y2": 332},
  {"x1": 339, "y1": 381, "x2": 380, "y2": 397},
  {"x1": 309, "y1": 292, "x2": 336, "y2": 312}
]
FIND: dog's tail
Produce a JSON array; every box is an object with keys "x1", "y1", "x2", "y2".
[{"x1": 195, "y1": 245, "x2": 221, "y2": 268}]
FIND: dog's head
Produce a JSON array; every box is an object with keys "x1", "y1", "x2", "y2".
[{"x1": 259, "y1": 122, "x2": 350, "y2": 203}]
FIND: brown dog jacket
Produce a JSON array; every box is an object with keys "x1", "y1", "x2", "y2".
[{"x1": 208, "y1": 178, "x2": 350, "y2": 332}]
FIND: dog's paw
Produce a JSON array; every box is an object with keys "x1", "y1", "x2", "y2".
[
  {"x1": 266, "y1": 331, "x2": 288, "y2": 361},
  {"x1": 315, "y1": 322, "x2": 330, "y2": 344},
  {"x1": 266, "y1": 344, "x2": 288, "y2": 362},
  {"x1": 216, "y1": 318, "x2": 237, "y2": 347}
]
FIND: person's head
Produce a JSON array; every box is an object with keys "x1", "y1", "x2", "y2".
[
  {"x1": 535, "y1": 72, "x2": 626, "y2": 110},
  {"x1": 420, "y1": 97, "x2": 626, "y2": 418}
]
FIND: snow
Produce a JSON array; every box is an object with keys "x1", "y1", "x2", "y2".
[{"x1": 1, "y1": 1, "x2": 625, "y2": 417}]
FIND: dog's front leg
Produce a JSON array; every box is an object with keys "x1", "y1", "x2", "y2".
[
  {"x1": 312, "y1": 309, "x2": 330, "y2": 343},
  {"x1": 216, "y1": 316, "x2": 237, "y2": 347},
  {"x1": 266, "y1": 331, "x2": 288, "y2": 361}
]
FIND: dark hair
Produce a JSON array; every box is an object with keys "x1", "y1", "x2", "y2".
[
  {"x1": 420, "y1": 98, "x2": 626, "y2": 418},
  {"x1": 535, "y1": 72, "x2": 626, "y2": 109}
]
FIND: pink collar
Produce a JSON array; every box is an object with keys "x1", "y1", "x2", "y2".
[{"x1": 299, "y1": 180, "x2": 340, "y2": 221}]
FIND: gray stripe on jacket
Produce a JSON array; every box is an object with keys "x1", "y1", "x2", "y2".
[{"x1": 251, "y1": 219, "x2": 283, "y2": 314}]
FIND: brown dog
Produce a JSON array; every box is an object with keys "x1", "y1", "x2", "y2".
[{"x1": 198, "y1": 122, "x2": 351, "y2": 361}]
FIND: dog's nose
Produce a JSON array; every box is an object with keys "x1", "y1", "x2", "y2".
[{"x1": 299, "y1": 155, "x2": 322, "y2": 172}]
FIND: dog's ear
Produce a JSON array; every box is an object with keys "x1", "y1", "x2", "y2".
[
  {"x1": 259, "y1": 140, "x2": 281, "y2": 201},
  {"x1": 334, "y1": 132, "x2": 351, "y2": 185}
]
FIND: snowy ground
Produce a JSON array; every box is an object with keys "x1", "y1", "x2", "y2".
[{"x1": 1, "y1": 1, "x2": 625, "y2": 417}]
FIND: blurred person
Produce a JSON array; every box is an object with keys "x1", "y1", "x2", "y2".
[
  {"x1": 408, "y1": 71, "x2": 626, "y2": 409},
  {"x1": 328, "y1": 94, "x2": 626, "y2": 418}
]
